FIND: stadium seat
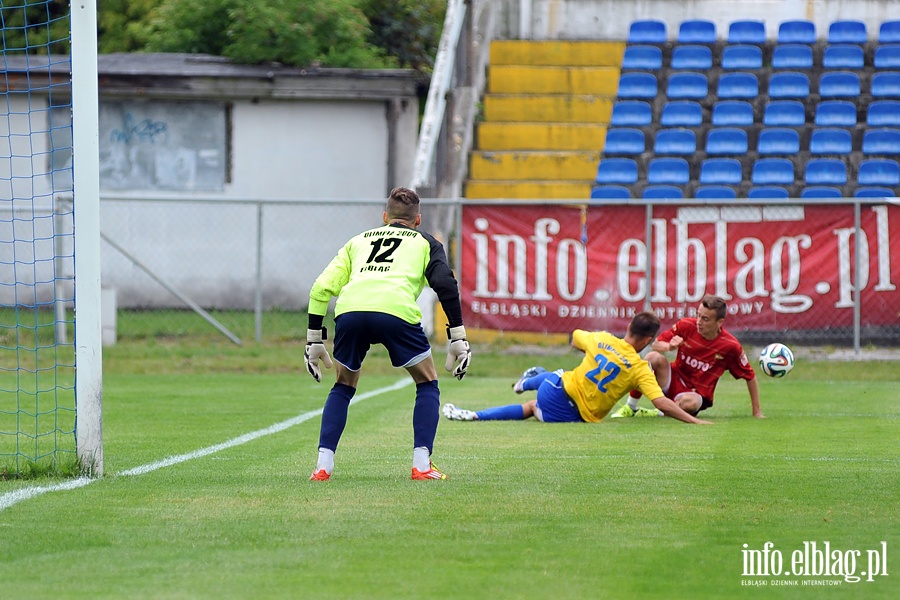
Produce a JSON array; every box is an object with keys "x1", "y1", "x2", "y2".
[
  {"x1": 866, "y1": 100, "x2": 900, "y2": 126},
  {"x1": 610, "y1": 101, "x2": 653, "y2": 126},
  {"x1": 604, "y1": 128, "x2": 645, "y2": 154},
  {"x1": 717, "y1": 72, "x2": 758, "y2": 99},
  {"x1": 871, "y1": 72, "x2": 900, "y2": 97},
  {"x1": 815, "y1": 101, "x2": 857, "y2": 126},
  {"x1": 805, "y1": 158, "x2": 847, "y2": 185},
  {"x1": 671, "y1": 45, "x2": 713, "y2": 70},
  {"x1": 654, "y1": 128, "x2": 696, "y2": 154},
  {"x1": 622, "y1": 45, "x2": 663, "y2": 70},
  {"x1": 800, "y1": 186, "x2": 843, "y2": 198},
  {"x1": 879, "y1": 21, "x2": 900, "y2": 44},
  {"x1": 748, "y1": 186, "x2": 790, "y2": 199},
  {"x1": 862, "y1": 129, "x2": 900, "y2": 154},
  {"x1": 809, "y1": 128, "x2": 853, "y2": 154},
  {"x1": 667, "y1": 72, "x2": 708, "y2": 99},
  {"x1": 819, "y1": 72, "x2": 860, "y2": 98},
  {"x1": 757, "y1": 128, "x2": 800, "y2": 155},
  {"x1": 768, "y1": 72, "x2": 810, "y2": 98},
  {"x1": 721, "y1": 45, "x2": 763, "y2": 69},
  {"x1": 678, "y1": 20, "x2": 717, "y2": 44},
  {"x1": 699, "y1": 158, "x2": 743, "y2": 184},
  {"x1": 771, "y1": 44, "x2": 813, "y2": 69},
  {"x1": 641, "y1": 185, "x2": 684, "y2": 200},
  {"x1": 752, "y1": 158, "x2": 795, "y2": 185},
  {"x1": 628, "y1": 20, "x2": 667, "y2": 44},
  {"x1": 874, "y1": 45, "x2": 900, "y2": 69},
  {"x1": 728, "y1": 20, "x2": 766, "y2": 44},
  {"x1": 857, "y1": 159, "x2": 900, "y2": 186},
  {"x1": 827, "y1": 20, "x2": 867, "y2": 45},
  {"x1": 854, "y1": 187, "x2": 896, "y2": 198},
  {"x1": 591, "y1": 185, "x2": 632, "y2": 199},
  {"x1": 617, "y1": 73, "x2": 658, "y2": 99},
  {"x1": 706, "y1": 127, "x2": 748, "y2": 155},
  {"x1": 660, "y1": 101, "x2": 703, "y2": 127},
  {"x1": 778, "y1": 20, "x2": 816, "y2": 44},
  {"x1": 763, "y1": 100, "x2": 806, "y2": 126},
  {"x1": 694, "y1": 185, "x2": 738, "y2": 199},
  {"x1": 648, "y1": 157, "x2": 691, "y2": 184},
  {"x1": 712, "y1": 100, "x2": 754, "y2": 126},
  {"x1": 823, "y1": 44, "x2": 865, "y2": 69},
  {"x1": 595, "y1": 158, "x2": 638, "y2": 184}
]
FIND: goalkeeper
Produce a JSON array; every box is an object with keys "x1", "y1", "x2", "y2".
[{"x1": 305, "y1": 187, "x2": 470, "y2": 481}]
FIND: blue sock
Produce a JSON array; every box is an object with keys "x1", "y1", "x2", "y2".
[
  {"x1": 521, "y1": 371, "x2": 554, "y2": 392},
  {"x1": 413, "y1": 380, "x2": 440, "y2": 453},
  {"x1": 476, "y1": 404, "x2": 526, "y2": 420},
  {"x1": 318, "y1": 383, "x2": 356, "y2": 452}
]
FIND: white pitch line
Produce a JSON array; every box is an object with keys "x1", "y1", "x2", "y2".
[{"x1": 0, "y1": 378, "x2": 412, "y2": 512}]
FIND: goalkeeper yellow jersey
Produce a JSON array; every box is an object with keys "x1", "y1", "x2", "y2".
[
  {"x1": 309, "y1": 223, "x2": 463, "y2": 327},
  {"x1": 561, "y1": 329, "x2": 664, "y2": 422}
]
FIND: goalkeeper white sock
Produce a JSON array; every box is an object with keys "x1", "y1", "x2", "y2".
[
  {"x1": 316, "y1": 447, "x2": 335, "y2": 474},
  {"x1": 627, "y1": 397, "x2": 640, "y2": 411},
  {"x1": 413, "y1": 446, "x2": 431, "y2": 472}
]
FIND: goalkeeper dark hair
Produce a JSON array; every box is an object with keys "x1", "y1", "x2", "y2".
[
  {"x1": 700, "y1": 294, "x2": 727, "y2": 320},
  {"x1": 629, "y1": 311, "x2": 661, "y2": 339},
  {"x1": 386, "y1": 186, "x2": 421, "y2": 223}
]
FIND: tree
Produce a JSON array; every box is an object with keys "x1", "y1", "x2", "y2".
[{"x1": 0, "y1": 0, "x2": 70, "y2": 54}]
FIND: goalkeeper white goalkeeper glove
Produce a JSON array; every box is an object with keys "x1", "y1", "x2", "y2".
[
  {"x1": 444, "y1": 325, "x2": 471, "y2": 380},
  {"x1": 305, "y1": 328, "x2": 333, "y2": 383}
]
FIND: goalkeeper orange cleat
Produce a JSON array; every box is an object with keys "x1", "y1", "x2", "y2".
[
  {"x1": 309, "y1": 469, "x2": 331, "y2": 481},
  {"x1": 411, "y1": 463, "x2": 448, "y2": 480}
]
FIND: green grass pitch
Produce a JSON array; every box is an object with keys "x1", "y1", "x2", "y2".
[{"x1": 0, "y1": 343, "x2": 897, "y2": 599}]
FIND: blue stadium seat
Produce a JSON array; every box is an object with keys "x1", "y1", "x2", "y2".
[
  {"x1": 757, "y1": 128, "x2": 800, "y2": 155},
  {"x1": 667, "y1": 72, "x2": 708, "y2": 99},
  {"x1": 595, "y1": 158, "x2": 638, "y2": 184},
  {"x1": 763, "y1": 100, "x2": 806, "y2": 126},
  {"x1": 654, "y1": 128, "x2": 696, "y2": 154},
  {"x1": 648, "y1": 157, "x2": 691, "y2": 184},
  {"x1": 610, "y1": 101, "x2": 653, "y2": 126},
  {"x1": 819, "y1": 71, "x2": 860, "y2": 98},
  {"x1": 805, "y1": 158, "x2": 847, "y2": 185},
  {"x1": 823, "y1": 44, "x2": 865, "y2": 69},
  {"x1": 771, "y1": 44, "x2": 813, "y2": 69},
  {"x1": 801, "y1": 186, "x2": 843, "y2": 198},
  {"x1": 622, "y1": 45, "x2": 663, "y2": 70},
  {"x1": 768, "y1": 72, "x2": 810, "y2": 98},
  {"x1": 617, "y1": 73, "x2": 658, "y2": 99},
  {"x1": 748, "y1": 186, "x2": 790, "y2": 199},
  {"x1": 815, "y1": 101, "x2": 857, "y2": 126},
  {"x1": 752, "y1": 158, "x2": 795, "y2": 185},
  {"x1": 828, "y1": 20, "x2": 867, "y2": 44},
  {"x1": 678, "y1": 20, "x2": 717, "y2": 44},
  {"x1": 880, "y1": 21, "x2": 900, "y2": 44},
  {"x1": 872, "y1": 72, "x2": 900, "y2": 97},
  {"x1": 867, "y1": 100, "x2": 900, "y2": 126},
  {"x1": 628, "y1": 20, "x2": 667, "y2": 44},
  {"x1": 694, "y1": 185, "x2": 738, "y2": 199},
  {"x1": 857, "y1": 159, "x2": 900, "y2": 186},
  {"x1": 862, "y1": 128, "x2": 900, "y2": 154},
  {"x1": 778, "y1": 20, "x2": 816, "y2": 44},
  {"x1": 728, "y1": 20, "x2": 766, "y2": 44},
  {"x1": 642, "y1": 185, "x2": 684, "y2": 200},
  {"x1": 699, "y1": 158, "x2": 743, "y2": 184},
  {"x1": 809, "y1": 128, "x2": 853, "y2": 154},
  {"x1": 604, "y1": 128, "x2": 645, "y2": 154},
  {"x1": 721, "y1": 45, "x2": 763, "y2": 69},
  {"x1": 706, "y1": 128, "x2": 748, "y2": 155},
  {"x1": 671, "y1": 45, "x2": 713, "y2": 70},
  {"x1": 712, "y1": 100, "x2": 754, "y2": 126},
  {"x1": 874, "y1": 45, "x2": 900, "y2": 69},
  {"x1": 717, "y1": 72, "x2": 758, "y2": 99},
  {"x1": 855, "y1": 187, "x2": 896, "y2": 198},
  {"x1": 591, "y1": 185, "x2": 632, "y2": 199},
  {"x1": 660, "y1": 101, "x2": 703, "y2": 127}
]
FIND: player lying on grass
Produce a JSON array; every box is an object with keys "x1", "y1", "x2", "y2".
[
  {"x1": 442, "y1": 311, "x2": 711, "y2": 425},
  {"x1": 610, "y1": 294, "x2": 763, "y2": 420}
]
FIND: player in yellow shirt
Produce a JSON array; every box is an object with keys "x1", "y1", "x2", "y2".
[{"x1": 442, "y1": 312, "x2": 709, "y2": 425}]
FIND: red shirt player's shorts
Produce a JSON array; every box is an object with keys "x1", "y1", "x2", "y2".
[{"x1": 667, "y1": 366, "x2": 713, "y2": 414}]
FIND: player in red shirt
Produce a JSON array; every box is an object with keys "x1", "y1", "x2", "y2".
[{"x1": 611, "y1": 295, "x2": 764, "y2": 419}]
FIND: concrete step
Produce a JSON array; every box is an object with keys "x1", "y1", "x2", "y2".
[
  {"x1": 477, "y1": 122, "x2": 606, "y2": 151},
  {"x1": 469, "y1": 151, "x2": 600, "y2": 180},
  {"x1": 490, "y1": 40, "x2": 625, "y2": 67},
  {"x1": 483, "y1": 94, "x2": 613, "y2": 123},
  {"x1": 488, "y1": 65, "x2": 620, "y2": 95},
  {"x1": 464, "y1": 180, "x2": 592, "y2": 199}
]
